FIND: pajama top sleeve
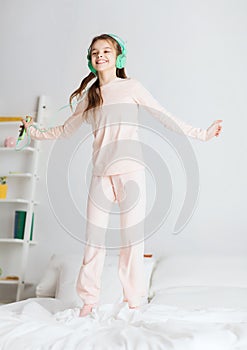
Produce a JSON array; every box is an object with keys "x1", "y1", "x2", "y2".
[
  {"x1": 131, "y1": 79, "x2": 208, "y2": 141},
  {"x1": 28, "y1": 96, "x2": 87, "y2": 140}
]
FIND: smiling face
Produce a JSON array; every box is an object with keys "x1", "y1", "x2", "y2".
[{"x1": 90, "y1": 39, "x2": 117, "y2": 74}]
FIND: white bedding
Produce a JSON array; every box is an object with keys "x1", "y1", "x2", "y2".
[{"x1": 1, "y1": 293, "x2": 247, "y2": 350}]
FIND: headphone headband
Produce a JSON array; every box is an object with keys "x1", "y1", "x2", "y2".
[
  {"x1": 87, "y1": 34, "x2": 127, "y2": 75},
  {"x1": 107, "y1": 33, "x2": 126, "y2": 54}
]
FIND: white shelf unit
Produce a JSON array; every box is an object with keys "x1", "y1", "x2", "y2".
[{"x1": 0, "y1": 96, "x2": 46, "y2": 302}]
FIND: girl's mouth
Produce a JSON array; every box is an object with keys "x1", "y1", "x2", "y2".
[{"x1": 96, "y1": 60, "x2": 108, "y2": 64}]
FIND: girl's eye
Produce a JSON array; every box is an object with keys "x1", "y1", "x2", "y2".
[{"x1": 92, "y1": 51, "x2": 111, "y2": 55}]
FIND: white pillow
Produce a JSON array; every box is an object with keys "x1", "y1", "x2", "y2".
[
  {"x1": 36, "y1": 254, "x2": 82, "y2": 298},
  {"x1": 55, "y1": 254, "x2": 155, "y2": 308},
  {"x1": 35, "y1": 254, "x2": 61, "y2": 297},
  {"x1": 150, "y1": 286, "x2": 247, "y2": 309},
  {"x1": 149, "y1": 254, "x2": 247, "y2": 299}
]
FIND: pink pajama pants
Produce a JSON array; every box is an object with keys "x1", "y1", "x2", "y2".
[{"x1": 76, "y1": 168, "x2": 147, "y2": 307}]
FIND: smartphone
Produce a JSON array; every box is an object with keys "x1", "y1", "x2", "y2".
[{"x1": 18, "y1": 116, "x2": 31, "y2": 141}]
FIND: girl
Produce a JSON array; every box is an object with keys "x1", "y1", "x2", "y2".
[{"x1": 22, "y1": 33, "x2": 223, "y2": 317}]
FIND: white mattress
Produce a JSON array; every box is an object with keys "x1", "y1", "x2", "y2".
[{"x1": 1, "y1": 289, "x2": 247, "y2": 350}]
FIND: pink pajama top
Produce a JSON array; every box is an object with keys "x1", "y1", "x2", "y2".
[{"x1": 29, "y1": 77, "x2": 208, "y2": 176}]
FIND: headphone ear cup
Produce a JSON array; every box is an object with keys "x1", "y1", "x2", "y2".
[
  {"x1": 88, "y1": 59, "x2": 97, "y2": 75},
  {"x1": 116, "y1": 53, "x2": 126, "y2": 69},
  {"x1": 87, "y1": 49, "x2": 97, "y2": 75}
]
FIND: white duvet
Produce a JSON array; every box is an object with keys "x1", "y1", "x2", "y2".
[{"x1": 1, "y1": 297, "x2": 247, "y2": 350}]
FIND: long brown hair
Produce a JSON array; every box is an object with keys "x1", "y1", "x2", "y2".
[{"x1": 69, "y1": 34, "x2": 128, "y2": 120}]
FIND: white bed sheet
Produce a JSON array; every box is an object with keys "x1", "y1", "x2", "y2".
[{"x1": 1, "y1": 293, "x2": 247, "y2": 350}]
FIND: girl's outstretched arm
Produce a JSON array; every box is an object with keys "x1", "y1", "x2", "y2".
[
  {"x1": 21, "y1": 97, "x2": 87, "y2": 140},
  {"x1": 132, "y1": 79, "x2": 223, "y2": 141}
]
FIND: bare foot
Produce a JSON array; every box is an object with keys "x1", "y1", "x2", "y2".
[
  {"x1": 128, "y1": 305, "x2": 140, "y2": 310},
  {"x1": 79, "y1": 304, "x2": 95, "y2": 317}
]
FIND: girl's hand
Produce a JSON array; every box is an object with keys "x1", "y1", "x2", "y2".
[
  {"x1": 21, "y1": 116, "x2": 34, "y2": 130},
  {"x1": 206, "y1": 119, "x2": 223, "y2": 141}
]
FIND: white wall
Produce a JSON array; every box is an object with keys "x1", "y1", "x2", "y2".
[{"x1": 0, "y1": 0, "x2": 247, "y2": 293}]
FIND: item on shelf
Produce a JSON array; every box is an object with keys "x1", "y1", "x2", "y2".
[
  {"x1": 0, "y1": 177, "x2": 8, "y2": 199},
  {"x1": 0, "y1": 116, "x2": 23, "y2": 122},
  {"x1": 4, "y1": 136, "x2": 17, "y2": 148},
  {"x1": 0, "y1": 275, "x2": 19, "y2": 281},
  {"x1": 14, "y1": 210, "x2": 34, "y2": 240},
  {"x1": 0, "y1": 267, "x2": 2, "y2": 276}
]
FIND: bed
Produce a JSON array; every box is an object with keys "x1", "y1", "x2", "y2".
[{"x1": 1, "y1": 254, "x2": 247, "y2": 349}]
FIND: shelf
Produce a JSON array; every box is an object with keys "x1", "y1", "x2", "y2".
[
  {"x1": 0, "y1": 173, "x2": 33, "y2": 178},
  {"x1": 0, "y1": 147, "x2": 35, "y2": 152},
  {"x1": 0, "y1": 199, "x2": 38, "y2": 205},
  {"x1": 0, "y1": 280, "x2": 19, "y2": 285},
  {"x1": 0, "y1": 239, "x2": 37, "y2": 245},
  {"x1": 0, "y1": 280, "x2": 33, "y2": 286},
  {"x1": 0, "y1": 121, "x2": 22, "y2": 127},
  {"x1": 0, "y1": 199, "x2": 31, "y2": 204}
]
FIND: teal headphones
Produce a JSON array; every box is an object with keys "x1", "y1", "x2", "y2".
[{"x1": 87, "y1": 34, "x2": 127, "y2": 75}]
